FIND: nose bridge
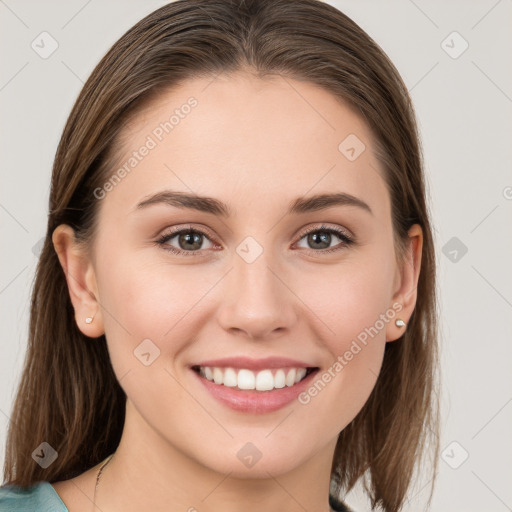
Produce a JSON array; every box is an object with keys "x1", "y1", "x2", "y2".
[
  {"x1": 217, "y1": 236, "x2": 295, "y2": 339},
  {"x1": 236, "y1": 242, "x2": 280, "y2": 301}
]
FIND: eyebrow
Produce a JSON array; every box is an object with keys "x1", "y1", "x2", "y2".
[{"x1": 134, "y1": 190, "x2": 373, "y2": 216}]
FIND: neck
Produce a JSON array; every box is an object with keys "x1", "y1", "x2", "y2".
[{"x1": 96, "y1": 399, "x2": 337, "y2": 512}]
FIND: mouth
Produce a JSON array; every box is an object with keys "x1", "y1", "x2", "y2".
[
  {"x1": 189, "y1": 356, "x2": 320, "y2": 413},
  {"x1": 191, "y1": 365, "x2": 318, "y2": 392}
]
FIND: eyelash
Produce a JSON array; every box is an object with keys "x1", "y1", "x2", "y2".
[{"x1": 155, "y1": 224, "x2": 354, "y2": 257}]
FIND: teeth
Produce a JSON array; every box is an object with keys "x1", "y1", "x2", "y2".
[
  {"x1": 197, "y1": 366, "x2": 311, "y2": 391},
  {"x1": 285, "y1": 368, "x2": 296, "y2": 387},
  {"x1": 238, "y1": 369, "x2": 255, "y2": 390},
  {"x1": 274, "y1": 369, "x2": 286, "y2": 389},
  {"x1": 255, "y1": 369, "x2": 274, "y2": 391},
  {"x1": 295, "y1": 368, "x2": 307, "y2": 383},
  {"x1": 213, "y1": 367, "x2": 223, "y2": 385},
  {"x1": 223, "y1": 367, "x2": 238, "y2": 387}
]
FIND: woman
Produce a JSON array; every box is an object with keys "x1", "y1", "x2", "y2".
[{"x1": 0, "y1": 0, "x2": 439, "y2": 511}]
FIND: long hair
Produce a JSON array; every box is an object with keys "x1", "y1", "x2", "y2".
[{"x1": 3, "y1": 1, "x2": 440, "y2": 510}]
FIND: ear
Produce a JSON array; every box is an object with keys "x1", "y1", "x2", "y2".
[
  {"x1": 386, "y1": 224, "x2": 423, "y2": 342},
  {"x1": 52, "y1": 224, "x2": 104, "y2": 338}
]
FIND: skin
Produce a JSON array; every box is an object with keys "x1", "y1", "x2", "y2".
[{"x1": 51, "y1": 70, "x2": 422, "y2": 512}]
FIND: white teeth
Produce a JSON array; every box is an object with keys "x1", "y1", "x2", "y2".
[
  {"x1": 274, "y1": 369, "x2": 286, "y2": 389},
  {"x1": 285, "y1": 368, "x2": 296, "y2": 387},
  {"x1": 213, "y1": 367, "x2": 223, "y2": 385},
  {"x1": 238, "y1": 369, "x2": 255, "y2": 390},
  {"x1": 197, "y1": 366, "x2": 311, "y2": 391},
  {"x1": 295, "y1": 368, "x2": 307, "y2": 383},
  {"x1": 255, "y1": 370, "x2": 274, "y2": 391},
  {"x1": 223, "y1": 367, "x2": 238, "y2": 387}
]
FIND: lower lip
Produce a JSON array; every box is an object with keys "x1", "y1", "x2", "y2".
[{"x1": 191, "y1": 368, "x2": 319, "y2": 414}]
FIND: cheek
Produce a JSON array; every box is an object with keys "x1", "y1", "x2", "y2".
[
  {"x1": 102, "y1": 261, "x2": 196, "y2": 332},
  {"x1": 95, "y1": 249, "x2": 227, "y2": 378},
  {"x1": 98, "y1": 261, "x2": 191, "y2": 340},
  {"x1": 292, "y1": 253, "x2": 394, "y2": 418},
  {"x1": 296, "y1": 252, "x2": 395, "y2": 350}
]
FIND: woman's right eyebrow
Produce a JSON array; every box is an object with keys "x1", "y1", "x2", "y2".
[{"x1": 133, "y1": 190, "x2": 373, "y2": 217}]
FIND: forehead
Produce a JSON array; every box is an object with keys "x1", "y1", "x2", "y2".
[{"x1": 103, "y1": 71, "x2": 389, "y2": 220}]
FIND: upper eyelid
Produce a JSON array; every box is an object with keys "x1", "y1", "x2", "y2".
[
  {"x1": 299, "y1": 224, "x2": 352, "y2": 238},
  {"x1": 161, "y1": 224, "x2": 216, "y2": 239}
]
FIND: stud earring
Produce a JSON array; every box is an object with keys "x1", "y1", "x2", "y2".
[
  {"x1": 395, "y1": 318, "x2": 406, "y2": 328},
  {"x1": 85, "y1": 316, "x2": 94, "y2": 324}
]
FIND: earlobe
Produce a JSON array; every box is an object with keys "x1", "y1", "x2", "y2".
[
  {"x1": 52, "y1": 224, "x2": 105, "y2": 338},
  {"x1": 386, "y1": 224, "x2": 423, "y2": 342}
]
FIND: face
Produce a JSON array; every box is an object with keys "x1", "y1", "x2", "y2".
[{"x1": 57, "y1": 71, "x2": 419, "y2": 479}]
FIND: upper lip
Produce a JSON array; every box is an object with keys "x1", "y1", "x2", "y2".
[{"x1": 191, "y1": 356, "x2": 317, "y2": 372}]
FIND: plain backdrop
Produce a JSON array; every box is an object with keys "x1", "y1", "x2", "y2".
[{"x1": 1, "y1": 1, "x2": 511, "y2": 511}]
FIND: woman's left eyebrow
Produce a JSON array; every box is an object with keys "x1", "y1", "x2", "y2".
[
  {"x1": 289, "y1": 192, "x2": 373, "y2": 216},
  {"x1": 133, "y1": 190, "x2": 373, "y2": 217}
]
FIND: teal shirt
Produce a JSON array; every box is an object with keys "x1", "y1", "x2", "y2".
[
  {"x1": 0, "y1": 481, "x2": 353, "y2": 511},
  {"x1": 0, "y1": 481, "x2": 68, "y2": 511}
]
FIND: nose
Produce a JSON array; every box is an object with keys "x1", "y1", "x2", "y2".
[{"x1": 216, "y1": 247, "x2": 298, "y2": 341}]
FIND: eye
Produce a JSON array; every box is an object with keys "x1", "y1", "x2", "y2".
[
  {"x1": 294, "y1": 224, "x2": 354, "y2": 254},
  {"x1": 156, "y1": 225, "x2": 217, "y2": 256},
  {"x1": 155, "y1": 223, "x2": 354, "y2": 257}
]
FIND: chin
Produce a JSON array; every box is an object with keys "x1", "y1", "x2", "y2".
[{"x1": 192, "y1": 436, "x2": 315, "y2": 479}]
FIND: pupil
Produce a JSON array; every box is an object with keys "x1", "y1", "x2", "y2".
[
  {"x1": 180, "y1": 231, "x2": 201, "y2": 250},
  {"x1": 309, "y1": 231, "x2": 330, "y2": 249}
]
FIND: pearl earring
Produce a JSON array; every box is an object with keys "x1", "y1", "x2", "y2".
[
  {"x1": 395, "y1": 318, "x2": 406, "y2": 328},
  {"x1": 85, "y1": 316, "x2": 94, "y2": 324}
]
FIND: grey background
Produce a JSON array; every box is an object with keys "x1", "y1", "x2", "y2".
[{"x1": 1, "y1": 1, "x2": 511, "y2": 510}]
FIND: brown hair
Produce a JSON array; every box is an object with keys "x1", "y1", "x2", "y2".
[{"x1": 2, "y1": 1, "x2": 440, "y2": 510}]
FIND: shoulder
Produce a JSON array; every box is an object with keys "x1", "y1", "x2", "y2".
[{"x1": 0, "y1": 481, "x2": 68, "y2": 512}]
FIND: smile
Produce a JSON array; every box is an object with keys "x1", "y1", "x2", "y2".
[
  {"x1": 192, "y1": 366, "x2": 316, "y2": 391},
  {"x1": 189, "y1": 357, "x2": 320, "y2": 413}
]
